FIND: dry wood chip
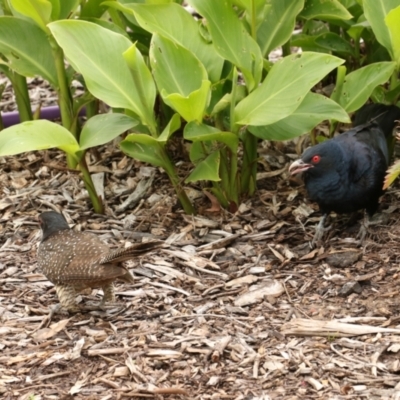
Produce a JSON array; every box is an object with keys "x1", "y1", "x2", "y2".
[
  {"x1": 197, "y1": 233, "x2": 241, "y2": 250},
  {"x1": 226, "y1": 275, "x2": 259, "y2": 288},
  {"x1": 142, "y1": 262, "x2": 199, "y2": 282},
  {"x1": 234, "y1": 280, "x2": 284, "y2": 306},
  {"x1": 388, "y1": 344, "x2": 400, "y2": 353},
  {"x1": 32, "y1": 318, "x2": 71, "y2": 341},
  {"x1": 147, "y1": 349, "x2": 182, "y2": 358},
  {"x1": 114, "y1": 366, "x2": 130, "y2": 377},
  {"x1": 164, "y1": 249, "x2": 228, "y2": 279},
  {"x1": 182, "y1": 215, "x2": 219, "y2": 228},
  {"x1": 305, "y1": 377, "x2": 324, "y2": 391},
  {"x1": 282, "y1": 318, "x2": 400, "y2": 337}
]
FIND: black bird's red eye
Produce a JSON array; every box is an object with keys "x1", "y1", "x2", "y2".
[{"x1": 311, "y1": 155, "x2": 321, "y2": 163}]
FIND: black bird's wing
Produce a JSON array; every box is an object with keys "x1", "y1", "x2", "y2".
[
  {"x1": 332, "y1": 123, "x2": 387, "y2": 185},
  {"x1": 353, "y1": 104, "x2": 400, "y2": 139}
]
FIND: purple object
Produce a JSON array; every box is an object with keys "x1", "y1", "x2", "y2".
[{"x1": 1, "y1": 105, "x2": 86, "y2": 128}]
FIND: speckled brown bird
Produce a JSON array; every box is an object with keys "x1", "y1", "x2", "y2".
[{"x1": 37, "y1": 211, "x2": 163, "y2": 312}]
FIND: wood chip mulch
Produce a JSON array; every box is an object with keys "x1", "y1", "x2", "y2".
[{"x1": 2, "y1": 138, "x2": 400, "y2": 400}]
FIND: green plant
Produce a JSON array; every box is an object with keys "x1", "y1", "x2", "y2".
[{"x1": 0, "y1": 0, "x2": 398, "y2": 213}]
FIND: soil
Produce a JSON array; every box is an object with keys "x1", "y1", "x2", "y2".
[{"x1": 2, "y1": 79, "x2": 400, "y2": 400}]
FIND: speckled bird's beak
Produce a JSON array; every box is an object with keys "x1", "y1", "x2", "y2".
[{"x1": 289, "y1": 159, "x2": 313, "y2": 175}]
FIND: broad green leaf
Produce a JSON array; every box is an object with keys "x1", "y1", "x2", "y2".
[
  {"x1": 104, "y1": 2, "x2": 224, "y2": 82},
  {"x1": 79, "y1": 114, "x2": 138, "y2": 150},
  {"x1": 258, "y1": 0, "x2": 304, "y2": 56},
  {"x1": 150, "y1": 34, "x2": 207, "y2": 95},
  {"x1": 85, "y1": 18, "x2": 130, "y2": 37},
  {"x1": 186, "y1": 150, "x2": 220, "y2": 183},
  {"x1": 150, "y1": 34, "x2": 210, "y2": 122},
  {"x1": 49, "y1": 20, "x2": 156, "y2": 131},
  {"x1": 314, "y1": 32, "x2": 355, "y2": 56},
  {"x1": 158, "y1": 114, "x2": 181, "y2": 143},
  {"x1": 0, "y1": 17, "x2": 57, "y2": 86},
  {"x1": 163, "y1": 81, "x2": 211, "y2": 122},
  {"x1": 364, "y1": 0, "x2": 400, "y2": 59},
  {"x1": 189, "y1": 140, "x2": 213, "y2": 164},
  {"x1": 80, "y1": 0, "x2": 108, "y2": 18},
  {"x1": 0, "y1": 120, "x2": 79, "y2": 156},
  {"x1": 300, "y1": 0, "x2": 353, "y2": 20},
  {"x1": 249, "y1": 93, "x2": 350, "y2": 141},
  {"x1": 233, "y1": 0, "x2": 269, "y2": 29},
  {"x1": 333, "y1": 62, "x2": 397, "y2": 112},
  {"x1": 120, "y1": 134, "x2": 166, "y2": 167},
  {"x1": 184, "y1": 122, "x2": 238, "y2": 152},
  {"x1": 290, "y1": 34, "x2": 328, "y2": 53},
  {"x1": 385, "y1": 6, "x2": 400, "y2": 66},
  {"x1": 58, "y1": 0, "x2": 80, "y2": 19},
  {"x1": 10, "y1": 0, "x2": 51, "y2": 31},
  {"x1": 123, "y1": 44, "x2": 157, "y2": 130},
  {"x1": 47, "y1": 0, "x2": 60, "y2": 20},
  {"x1": 187, "y1": 0, "x2": 263, "y2": 91},
  {"x1": 235, "y1": 52, "x2": 344, "y2": 126}
]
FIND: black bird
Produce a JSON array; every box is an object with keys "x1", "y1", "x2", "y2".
[{"x1": 289, "y1": 103, "x2": 400, "y2": 244}]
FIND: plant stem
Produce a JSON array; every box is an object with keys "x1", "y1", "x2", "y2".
[
  {"x1": 10, "y1": 72, "x2": 33, "y2": 122},
  {"x1": 331, "y1": 65, "x2": 346, "y2": 104},
  {"x1": 79, "y1": 155, "x2": 104, "y2": 214},
  {"x1": 108, "y1": 7, "x2": 125, "y2": 30},
  {"x1": 49, "y1": 37, "x2": 77, "y2": 168},
  {"x1": 230, "y1": 68, "x2": 238, "y2": 132},
  {"x1": 282, "y1": 41, "x2": 291, "y2": 57},
  {"x1": 390, "y1": 69, "x2": 399, "y2": 91},
  {"x1": 330, "y1": 65, "x2": 347, "y2": 136},
  {"x1": 219, "y1": 147, "x2": 230, "y2": 202},
  {"x1": 241, "y1": 129, "x2": 258, "y2": 196},
  {"x1": 250, "y1": 0, "x2": 257, "y2": 40},
  {"x1": 159, "y1": 147, "x2": 195, "y2": 215}
]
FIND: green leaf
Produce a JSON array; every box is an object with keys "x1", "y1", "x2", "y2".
[
  {"x1": 79, "y1": 114, "x2": 138, "y2": 150},
  {"x1": 332, "y1": 62, "x2": 397, "y2": 112},
  {"x1": 363, "y1": 0, "x2": 400, "y2": 59},
  {"x1": 0, "y1": 120, "x2": 79, "y2": 156},
  {"x1": 49, "y1": 20, "x2": 156, "y2": 131},
  {"x1": 234, "y1": 52, "x2": 344, "y2": 126},
  {"x1": 314, "y1": 32, "x2": 355, "y2": 56},
  {"x1": 249, "y1": 92, "x2": 350, "y2": 140},
  {"x1": 80, "y1": 0, "x2": 108, "y2": 18},
  {"x1": 290, "y1": 33, "x2": 328, "y2": 53},
  {"x1": 123, "y1": 43, "x2": 157, "y2": 130},
  {"x1": 104, "y1": 2, "x2": 224, "y2": 82},
  {"x1": 163, "y1": 81, "x2": 211, "y2": 122},
  {"x1": 385, "y1": 6, "x2": 400, "y2": 66},
  {"x1": 150, "y1": 34, "x2": 210, "y2": 122},
  {"x1": 120, "y1": 134, "x2": 166, "y2": 168},
  {"x1": 257, "y1": 0, "x2": 304, "y2": 56},
  {"x1": 158, "y1": 113, "x2": 181, "y2": 143},
  {"x1": 150, "y1": 34, "x2": 207, "y2": 95},
  {"x1": 0, "y1": 17, "x2": 57, "y2": 86},
  {"x1": 58, "y1": 0, "x2": 79, "y2": 19},
  {"x1": 10, "y1": 0, "x2": 52, "y2": 31},
  {"x1": 185, "y1": 150, "x2": 220, "y2": 183},
  {"x1": 184, "y1": 121, "x2": 238, "y2": 152},
  {"x1": 300, "y1": 0, "x2": 353, "y2": 20},
  {"x1": 187, "y1": 0, "x2": 263, "y2": 91}
]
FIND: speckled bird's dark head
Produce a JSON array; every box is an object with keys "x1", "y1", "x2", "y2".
[{"x1": 39, "y1": 211, "x2": 70, "y2": 242}]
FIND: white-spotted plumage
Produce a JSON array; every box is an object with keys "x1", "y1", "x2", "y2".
[{"x1": 37, "y1": 211, "x2": 163, "y2": 312}]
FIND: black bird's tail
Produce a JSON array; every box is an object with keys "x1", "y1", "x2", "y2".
[{"x1": 353, "y1": 103, "x2": 400, "y2": 157}]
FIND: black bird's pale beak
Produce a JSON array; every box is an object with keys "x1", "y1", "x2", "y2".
[{"x1": 289, "y1": 159, "x2": 313, "y2": 175}]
